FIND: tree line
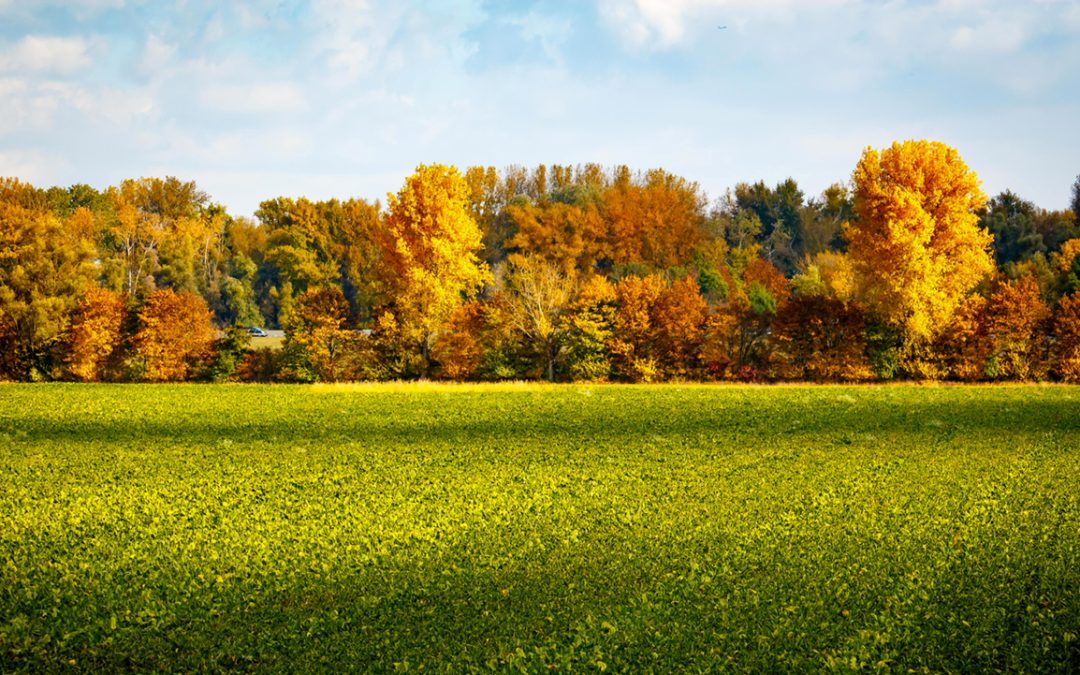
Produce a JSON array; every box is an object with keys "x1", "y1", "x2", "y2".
[{"x1": 2, "y1": 140, "x2": 1079, "y2": 383}]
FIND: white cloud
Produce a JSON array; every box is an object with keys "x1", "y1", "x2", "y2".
[
  {"x1": 0, "y1": 149, "x2": 62, "y2": 183},
  {"x1": 139, "y1": 34, "x2": 177, "y2": 77},
  {"x1": 598, "y1": 0, "x2": 850, "y2": 47},
  {"x1": 950, "y1": 26, "x2": 976, "y2": 50},
  {"x1": 0, "y1": 35, "x2": 91, "y2": 74},
  {"x1": 309, "y1": 0, "x2": 383, "y2": 79},
  {"x1": 306, "y1": 0, "x2": 484, "y2": 80},
  {"x1": 199, "y1": 82, "x2": 308, "y2": 114}
]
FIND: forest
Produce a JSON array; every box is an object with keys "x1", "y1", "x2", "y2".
[{"x1": 2, "y1": 139, "x2": 1079, "y2": 383}]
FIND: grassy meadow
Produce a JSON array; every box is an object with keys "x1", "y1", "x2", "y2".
[{"x1": 1, "y1": 383, "x2": 1079, "y2": 672}]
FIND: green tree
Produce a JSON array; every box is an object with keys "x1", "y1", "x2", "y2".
[
  {"x1": 1072, "y1": 175, "x2": 1080, "y2": 229},
  {"x1": 981, "y1": 191, "x2": 1045, "y2": 265},
  {"x1": 719, "y1": 179, "x2": 805, "y2": 273}
]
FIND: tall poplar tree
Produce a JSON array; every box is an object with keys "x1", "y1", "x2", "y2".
[
  {"x1": 846, "y1": 140, "x2": 994, "y2": 341},
  {"x1": 376, "y1": 164, "x2": 492, "y2": 375}
]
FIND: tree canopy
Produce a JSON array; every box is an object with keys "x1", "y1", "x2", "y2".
[{"x1": 2, "y1": 143, "x2": 1077, "y2": 383}]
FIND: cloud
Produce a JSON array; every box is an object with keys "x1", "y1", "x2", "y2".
[
  {"x1": 306, "y1": 0, "x2": 484, "y2": 80},
  {"x1": 139, "y1": 34, "x2": 177, "y2": 77},
  {"x1": 0, "y1": 35, "x2": 91, "y2": 74},
  {"x1": 199, "y1": 82, "x2": 309, "y2": 114},
  {"x1": 0, "y1": 148, "x2": 62, "y2": 183},
  {"x1": 308, "y1": 0, "x2": 388, "y2": 79},
  {"x1": 598, "y1": 0, "x2": 850, "y2": 47}
]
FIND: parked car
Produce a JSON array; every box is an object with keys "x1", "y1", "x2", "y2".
[{"x1": 246, "y1": 326, "x2": 268, "y2": 337}]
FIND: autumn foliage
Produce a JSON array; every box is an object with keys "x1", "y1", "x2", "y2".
[
  {"x1": 376, "y1": 164, "x2": 492, "y2": 375},
  {"x1": 1051, "y1": 292, "x2": 1080, "y2": 382},
  {"x1": 847, "y1": 140, "x2": 994, "y2": 341},
  {"x1": 65, "y1": 287, "x2": 127, "y2": 382},
  {"x1": 2, "y1": 142, "x2": 1076, "y2": 383},
  {"x1": 134, "y1": 289, "x2": 216, "y2": 381},
  {"x1": 771, "y1": 295, "x2": 872, "y2": 381}
]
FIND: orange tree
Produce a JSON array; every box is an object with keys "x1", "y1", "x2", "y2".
[
  {"x1": 771, "y1": 294, "x2": 872, "y2": 382},
  {"x1": 1051, "y1": 291, "x2": 1080, "y2": 382},
  {"x1": 64, "y1": 287, "x2": 128, "y2": 382},
  {"x1": 134, "y1": 289, "x2": 216, "y2": 381},
  {"x1": 982, "y1": 275, "x2": 1051, "y2": 380}
]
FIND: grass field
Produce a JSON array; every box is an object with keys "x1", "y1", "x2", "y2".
[
  {"x1": 248, "y1": 335, "x2": 285, "y2": 351},
  {"x1": 1, "y1": 383, "x2": 1079, "y2": 672}
]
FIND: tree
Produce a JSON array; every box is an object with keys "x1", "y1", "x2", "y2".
[
  {"x1": 609, "y1": 274, "x2": 667, "y2": 382},
  {"x1": 1072, "y1": 175, "x2": 1080, "y2": 229},
  {"x1": 981, "y1": 191, "x2": 1045, "y2": 265},
  {"x1": 376, "y1": 164, "x2": 492, "y2": 376},
  {"x1": 847, "y1": 140, "x2": 994, "y2": 341},
  {"x1": 281, "y1": 286, "x2": 353, "y2": 382},
  {"x1": 701, "y1": 257, "x2": 789, "y2": 380},
  {"x1": 431, "y1": 300, "x2": 487, "y2": 380},
  {"x1": 798, "y1": 184, "x2": 852, "y2": 258},
  {"x1": 1032, "y1": 208, "x2": 1080, "y2": 256},
  {"x1": 259, "y1": 197, "x2": 340, "y2": 297},
  {"x1": 983, "y1": 275, "x2": 1050, "y2": 380},
  {"x1": 504, "y1": 255, "x2": 578, "y2": 381},
  {"x1": 718, "y1": 179, "x2": 805, "y2": 273},
  {"x1": 1050, "y1": 291, "x2": 1080, "y2": 382},
  {"x1": 64, "y1": 287, "x2": 127, "y2": 382},
  {"x1": 333, "y1": 198, "x2": 383, "y2": 323},
  {"x1": 505, "y1": 200, "x2": 605, "y2": 276},
  {"x1": 561, "y1": 275, "x2": 617, "y2": 381},
  {"x1": 652, "y1": 276, "x2": 708, "y2": 379},
  {"x1": 134, "y1": 289, "x2": 216, "y2": 381},
  {"x1": 0, "y1": 179, "x2": 96, "y2": 380},
  {"x1": 100, "y1": 177, "x2": 210, "y2": 298},
  {"x1": 790, "y1": 251, "x2": 856, "y2": 302},
  {"x1": 1054, "y1": 238, "x2": 1080, "y2": 298},
  {"x1": 771, "y1": 295, "x2": 872, "y2": 381},
  {"x1": 934, "y1": 294, "x2": 990, "y2": 381},
  {"x1": 602, "y1": 170, "x2": 705, "y2": 271}
]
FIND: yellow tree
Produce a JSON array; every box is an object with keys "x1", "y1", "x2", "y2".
[
  {"x1": 376, "y1": 164, "x2": 492, "y2": 375},
  {"x1": 0, "y1": 179, "x2": 96, "y2": 380},
  {"x1": 847, "y1": 140, "x2": 994, "y2": 341}
]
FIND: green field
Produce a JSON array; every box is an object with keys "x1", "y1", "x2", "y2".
[
  {"x1": 2, "y1": 384, "x2": 1079, "y2": 672},
  {"x1": 248, "y1": 335, "x2": 285, "y2": 351}
]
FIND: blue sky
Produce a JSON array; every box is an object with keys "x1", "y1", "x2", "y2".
[{"x1": 1, "y1": 0, "x2": 1078, "y2": 217}]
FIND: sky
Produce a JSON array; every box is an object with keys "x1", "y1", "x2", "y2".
[{"x1": 1, "y1": 0, "x2": 1078, "y2": 217}]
